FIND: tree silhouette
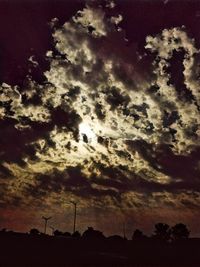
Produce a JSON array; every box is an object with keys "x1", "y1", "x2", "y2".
[
  {"x1": 82, "y1": 227, "x2": 105, "y2": 240},
  {"x1": 53, "y1": 229, "x2": 64, "y2": 236},
  {"x1": 63, "y1": 232, "x2": 71, "y2": 237},
  {"x1": 107, "y1": 235, "x2": 124, "y2": 242},
  {"x1": 153, "y1": 223, "x2": 171, "y2": 241},
  {"x1": 72, "y1": 231, "x2": 81, "y2": 238},
  {"x1": 132, "y1": 229, "x2": 144, "y2": 240},
  {"x1": 171, "y1": 223, "x2": 190, "y2": 241},
  {"x1": 30, "y1": 228, "x2": 40, "y2": 235}
]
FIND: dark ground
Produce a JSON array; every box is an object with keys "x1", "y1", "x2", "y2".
[{"x1": 1, "y1": 232, "x2": 200, "y2": 266}]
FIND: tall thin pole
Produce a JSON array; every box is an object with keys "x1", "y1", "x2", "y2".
[
  {"x1": 71, "y1": 202, "x2": 77, "y2": 233},
  {"x1": 50, "y1": 226, "x2": 55, "y2": 235},
  {"x1": 44, "y1": 220, "x2": 47, "y2": 234},
  {"x1": 42, "y1": 216, "x2": 51, "y2": 234},
  {"x1": 123, "y1": 222, "x2": 126, "y2": 239},
  {"x1": 73, "y1": 202, "x2": 77, "y2": 233}
]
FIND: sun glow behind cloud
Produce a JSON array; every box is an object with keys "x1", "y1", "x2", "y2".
[
  {"x1": 0, "y1": 0, "x2": 200, "y2": 236},
  {"x1": 79, "y1": 122, "x2": 97, "y2": 143}
]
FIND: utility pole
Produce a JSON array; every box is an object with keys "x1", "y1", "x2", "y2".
[
  {"x1": 70, "y1": 201, "x2": 77, "y2": 233},
  {"x1": 42, "y1": 216, "x2": 52, "y2": 234},
  {"x1": 123, "y1": 222, "x2": 126, "y2": 239},
  {"x1": 49, "y1": 226, "x2": 55, "y2": 236}
]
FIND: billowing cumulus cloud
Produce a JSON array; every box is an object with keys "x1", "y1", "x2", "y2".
[{"x1": 0, "y1": 0, "x2": 200, "y2": 236}]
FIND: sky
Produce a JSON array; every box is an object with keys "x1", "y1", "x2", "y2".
[{"x1": 0, "y1": 0, "x2": 200, "y2": 238}]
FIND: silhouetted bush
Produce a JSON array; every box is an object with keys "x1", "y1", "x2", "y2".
[
  {"x1": 53, "y1": 230, "x2": 64, "y2": 236},
  {"x1": 72, "y1": 231, "x2": 81, "y2": 238},
  {"x1": 132, "y1": 229, "x2": 147, "y2": 240},
  {"x1": 63, "y1": 232, "x2": 71, "y2": 237},
  {"x1": 82, "y1": 227, "x2": 105, "y2": 240},
  {"x1": 153, "y1": 223, "x2": 171, "y2": 242},
  {"x1": 171, "y1": 223, "x2": 190, "y2": 241},
  {"x1": 29, "y1": 228, "x2": 40, "y2": 235}
]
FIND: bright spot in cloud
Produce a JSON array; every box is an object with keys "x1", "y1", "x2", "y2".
[{"x1": 79, "y1": 122, "x2": 96, "y2": 143}]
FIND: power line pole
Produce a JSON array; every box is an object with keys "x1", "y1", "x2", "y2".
[
  {"x1": 42, "y1": 216, "x2": 52, "y2": 234},
  {"x1": 123, "y1": 222, "x2": 126, "y2": 239},
  {"x1": 49, "y1": 226, "x2": 55, "y2": 236},
  {"x1": 70, "y1": 201, "x2": 77, "y2": 233}
]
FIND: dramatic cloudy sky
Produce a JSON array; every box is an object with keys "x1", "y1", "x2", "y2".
[{"x1": 0, "y1": 0, "x2": 200, "y2": 237}]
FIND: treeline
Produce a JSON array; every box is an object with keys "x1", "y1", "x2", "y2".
[
  {"x1": 0, "y1": 223, "x2": 199, "y2": 266},
  {"x1": 133, "y1": 223, "x2": 190, "y2": 242},
  {"x1": 1, "y1": 222, "x2": 191, "y2": 242}
]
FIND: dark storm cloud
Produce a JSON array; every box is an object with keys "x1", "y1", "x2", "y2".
[
  {"x1": 50, "y1": 106, "x2": 82, "y2": 139},
  {"x1": 106, "y1": 86, "x2": 130, "y2": 110},
  {"x1": 127, "y1": 140, "x2": 200, "y2": 191},
  {"x1": 0, "y1": 118, "x2": 31, "y2": 164},
  {"x1": 92, "y1": 161, "x2": 200, "y2": 194},
  {"x1": 95, "y1": 102, "x2": 106, "y2": 120},
  {"x1": 26, "y1": 165, "x2": 121, "y2": 200},
  {"x1": 156, "y1": 145, "x2": 200, "y2": 184},
  {"x1": 0, "y1": 117, "x2": 51, "y2": 164},
  {"x1": 23, "y1": 147, "x2": 200, "y2": 205},
  {"x1": 0, "y1": 164, "x2": 12, "y2": 179},
  {"x1": 126, "y1": 140, "x2": 163, "y2": 172},
  {"x1": 0, "y1": 83, "x2": 82, "y2": 163}
]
